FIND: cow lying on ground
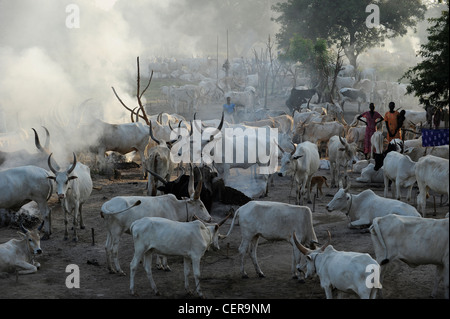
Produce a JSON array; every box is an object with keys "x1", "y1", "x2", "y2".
[
  {"x1": 326, "y1": 184, "x2": 421, "y2": 228},
  {"x1": 0, "y1": 222, "x2": 44, "y2": 275}
]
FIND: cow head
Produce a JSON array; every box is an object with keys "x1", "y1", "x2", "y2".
[
  {"x1": 194, "y1": 209, "x2": 233, "y2": 251},
  {"x1": 294, "y1": 230, "x2": 332, "y2": 279},
  {"x1": 47, "y1": 153, "x2": 78, "y2": 201},
  {"x1": 186, "y1": 164, "x2": 212, "y2": 222},
  {"x1": 19, "y1": 222, "x2": 44, "y2": 255},
  {"x1": 326, "y1": 183, "x2": 351, "y2": 213},
  {"x1": 338, "y1": 135, "x2": 359, "y2": 166},
  {"x1": 277, "y1": 143, "x2": 298, "y2": 177}
]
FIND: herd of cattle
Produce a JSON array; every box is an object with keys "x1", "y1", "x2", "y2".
[{"x1": 0, "y1": 74, "x2": 449, "y2": 298}]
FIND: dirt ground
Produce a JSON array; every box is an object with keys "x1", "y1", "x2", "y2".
[{"x1": 0, "y1": 98, "x2": 448, "y2": 302}]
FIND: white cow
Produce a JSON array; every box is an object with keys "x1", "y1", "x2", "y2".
[
  {"x1": 100, "y1": 172, "x2": 210, "y2": 275},
  {"x1": 294, "y1": 231, "x2": 381, "y2": 299},
  {"x1": 294, "y1": 121, "x2": 345, "y2": 146},
  {"x1": 370, "y1": 215, "x2": 449, "y2": 298},
  {"x1": 326, "y1": 185, "x2": 421, "y2": 228},
  {"x1": 415, "y1": 155, "x2": 449, "y2": 217},
  {"x1": 223, "y1": 201, "x2": 318, "y2": 280},
  {"x1": 383, "y1": 152, "x2": 417, "y2": 202},
  {"x1": 278, "y1": 141, "x2": 320, "y2": 204},
  {"x1": 225, "y1": 86, "x2": 257, "y2": 112},
  {"x1": 0, "y1": 222, "x2": 44, "y2": 275},
  {"x1": 47, "y1": 153, "x2": 93, "y2": 242},
  {"x1": 129, "y1": 216, "x2": 228, "y2": 298},
  {"x1": 0, "y1": 166, "x2": 53, "y2": 238},
  {"x1": 91, "y1": 121, "x2": 151, "y2": 178},
  {"x1": 328, "y1": 135, "x2": 359, "y2": 188}
]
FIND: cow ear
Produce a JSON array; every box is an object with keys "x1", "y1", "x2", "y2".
[
  {"x1": 339, "y1": 148, "x2": 346, "y2": 151},
  {"x1": 47, "y1": 176, "x2": 56, "y2": 180},
  {"x1": 307, "y1": 255, "x2": 312, "y2": 261},
  {"x1": 17, "y1": 231, "x2": 26, "y2": 238},
  {"x1": 69, "y1": 176, "x2": 78, "y2": 180}
]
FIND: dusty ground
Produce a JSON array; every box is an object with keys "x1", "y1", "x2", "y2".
[{"x1": 0, "y1": 98, "x2": 448, "y2": 302}]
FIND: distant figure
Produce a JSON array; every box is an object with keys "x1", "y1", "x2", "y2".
[
  {"x1": 357, "y1": 103, "x2": 383, "y2": 159},
  {"x1": 384, "y1": 102, "x2": 402, "y2": 142},
  {"x1": 223, "y1": 96, "x2": 236, "y2": 124}
]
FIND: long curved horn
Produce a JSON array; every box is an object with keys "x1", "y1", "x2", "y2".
[
  {"x1": 32, "y1": 128, "x2": 45, "y2": 153},
  {"x1": 147, "y1": 169, "x2": 168, "y2": 185},
  {"x1": 47, "y1": 153, "x2": 58, "y2": 174},
  {"x1": 157, "y1": 112, "x2": 163, "y2": 125},
  {"x1": 275, "y1": 142, "x2": 285, "y2": 154},
  {"x1": 193, "y1": 167, "x2": 203, "y2": 200},
  {"x1": 20, "y1": 223, "x2": 29, "y2": 234},
  {"x1": 218, "y1": 209, "x2": 234, "y2": 227},
  {"x1": 67, "y1": 152, "x2": 77, "y2": 175},
  {"x1": 149, "y1": 121, "x2": 161, "y2": 145},
  {"x1": 42, "y1": 126, "x2": 50, "y2": 150},
  {"x1": 37, "y1": 220, "x2": 45, "y2": 232},
  {"x1": 339, "y1": 134, "x2": 347, "y2": 147},
  {"x1": 188, "y1": 164, "x2": 195, "y2": 198},
  {"x1": 210, "y1": 112, "x2": 224, "y2": 139},
  {"x1": 293, "y1": 231, "x2": 309, "y2": 255},
  {"x1": 320, "y1": 230, "x2": 332, "y2": 251}
]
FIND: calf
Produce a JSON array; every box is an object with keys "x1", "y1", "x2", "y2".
[
  {"x1": 326, "y1": 184, "x2": 421, "y2": 228},
  {"x1": 370, "y1": 215, "x2": 449, "y2": 298},
  {"x1": 415, "y1": 155, "x2": 449, "y2": 217},
  {"x1": 129, "y1": 216, "x2": 228, "y2": 298},
  {"x1": 328, "y1": 135, "x2": 359, "y2": 188},
  {"x1": 223, "y1": 201, "x2": 318, "y2": 280},
  {"x1": 294, "y1": 231, "x2": 381, "y2": 299},
  {"x1": 0, "y1": 222, "x2": 44, "y2": 275}
]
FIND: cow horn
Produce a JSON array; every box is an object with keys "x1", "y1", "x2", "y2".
[
  {"x1": 194, "y1": 167, "x2": 203, "y2": 200},
  {"x1": 218, "y1": 209, "x2": 234, "y2": 227},
  {"x1": 321, "y1": 230, "x2": 332, "y2": 251},
  {"x1": 149, "y1": 121, "x2": 161, "y2": 145},
  {"x1": 339, "y1": 134, "x2": 347, "y2": 147},
  {"x1": 157, "y1": 112, "x2": 163, "y2": 124},
  {"x1": 67, "y1": 153, "x2": 77, "y2": 175},
  {"x1": 188, "y1": 164, "x2": 195, "y2": 198},
  {"x1": 275, "y1": 142, "x2": 285, "y2": 154},
  {"x1": 290, "y1": 142, "x2": 296, "y2": 155},
  {"x1": 147, "y1": 169, "x2": 168, "y2": 185},
  {"x1": 210, "y1": 112, "x2": 224, "y2": 139},
  {"x1": 19, "y1": 223, "x2": 29, "y2": 234},
  {"x1": 47, "y1": 153, "x2": 58, "y2": 174},
  {"x1": 37, "y1": 220, "x2": 45, "y2": 232},
  {"x1": 293, "y1": 231, "x2": 309, "y2": 255},
  {"x1": 32, "y1": 128, "x2": 46, "y2": 153}
]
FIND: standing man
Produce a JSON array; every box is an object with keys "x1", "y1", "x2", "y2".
[
  {"x1": 223, "y1": 96, "x2": 236, "y2": 124},
  {"x1": 384, "y1": 102, "x2": 402, "y2": 142},
  {"x1": 357, "y1": 103, "x2": 383, "y2": 159}
]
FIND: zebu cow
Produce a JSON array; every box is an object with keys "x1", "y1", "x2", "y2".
[
  {"x1": 370, "y1": 215, "x2": 449, "y2": 298},
  {"x1": 144, "y1": 122, "x2": 176, "y2": 196},
  {"x1": 223, "y1": 201, "x2": 318, "y2": 280},
  {"x1": 225, "y1": 86, "x2": 257, "y2": 112},
  {"x1": 328, "y1": 135, "x2": 359, "y2": 188},
  {"x1": 92, "y1": 121, "x2": 151, "y2": 178},
  {"x1": 339, "y1": 88, "x2": 367, "y2": 111},
  {"x1": 293, "y1": 121, "x2": 346, "y2": 147},
  {"x1": 47, "y1": 153, "x2": 93, "y2": 242},
  {"x1": 285, "y1": 88, "x2": 317, "y2": 113},
  {"x1": 129, "y1": 216, "x2": 229, "y2": 298},
  {"x1": 294, "y1": 231, "x2": 381, "y2": 299},
  {"x1": 278, "y1": 141, "x2": 320, "y2": 204},
  {"x1": 100, "y1": 171, "x2": 210, "y2": 275},
  {"x1": 383, "y1": 152, "x2": 417, "y2": 202},
  {"x1": 326, "y1": 185, "x2": 421, "y2": 228},
  {"x1": 415, "y1": 155, "x2": 449, "y2": 217},
  {"x1": 0, "y1": 166, "x2": 53, "y2": 238},
  {"x1": 0, "y1": 222, "x2": 44, "y2": 275}
]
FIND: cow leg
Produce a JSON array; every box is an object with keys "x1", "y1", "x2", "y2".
[
  {"x1": 304, "y1": 176, "x2": 313, "y2": 204},
  {"x1": 79, "y1": 203, "x2": 85, "y2": 230},
  {"x1": 111, "y1": 237, "x2": 125, "y2": 276},
  {"x1": 406, "y1": 185, "x2": 414, "y2": 202},
  {"x1": 349, "y1": 218, "x2": 371, "y2": 229},
  {"x1": 38, "y1": 202, "x2": 52, "y2": 240},
  {"x1": 323, "y1": 285, "x2": 334, "y2": 299},
  {"x1": 72, "y1": 203, "x2": 80, "y2": 242},
  {"x1": 183, "y1": 257, "x2": 192, "y2": 294},
  {"x1": 395, "y1": 181, "x2": 402, "y2": 201},
  {"x1": 104, "y1": 233, "x2": 115, "y2": 274},
  {"x1": 142, "y1": 251, "x2": 159, "y2": 296},
  {"x1": 238, "y1": 238, "x2": 251, "y2": 278},
  {"x1": 431, "y1": 265, "x2": 444, "y2": 298},
  {"x1": 416, "y1": 182, "x2": 427, "y2": 217},
  {"x1": 191, "y1": 257, "x2": 204, "y2": 298},
  {"x1": 249, "y1": 236, "x2": 265, "y2": 278},
  {"x1": 15, "y1": 261, "x2": 38, "y2": 275},
  {"x1": 129, "y1": 247, "x2": 144, "y2": 296},
  {"x1": 330, "y1": 163, "x2": 337, "y2": 188},
  {"x1": 63, "y1": 208, "x2": 69, "y2": 241},
  {"x1": 383, "y1": 175, "x2": 390, "y2": 199}
]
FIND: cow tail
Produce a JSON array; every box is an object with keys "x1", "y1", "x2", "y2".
[
  {"x1": 370, "y1": 219, "x2": 389, "y2": 265},
  {"x1": 223, "y1": 207, "x2": 240, "y2": 238}
]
